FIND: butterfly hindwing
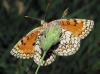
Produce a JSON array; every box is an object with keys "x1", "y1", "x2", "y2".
[{"x1": 54, "y1": 29, "x2": 80, "y2": 56}]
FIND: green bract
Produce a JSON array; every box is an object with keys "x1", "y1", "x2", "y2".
[{"x1": 40, "y1": 23, "x2": 61, "y2": 51}]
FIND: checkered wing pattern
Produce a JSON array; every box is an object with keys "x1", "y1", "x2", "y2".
[{"x1": 54, "y1": 29, "x2": 80, "y2": 56}]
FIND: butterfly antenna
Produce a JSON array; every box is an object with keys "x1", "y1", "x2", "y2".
[
  {"x1": 43, "y1": 3, "x2": 50, "y2": 21},
  {"x1": 25, "y1": 16, "x2": 41, "y2": 21},
  {"x1": 26, "y1": 61, "x2": 34, "y2": 74}
]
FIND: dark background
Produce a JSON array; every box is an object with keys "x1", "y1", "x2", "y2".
[{"x1": 0, "y1": 0, "x2": 100, "y2": 74}]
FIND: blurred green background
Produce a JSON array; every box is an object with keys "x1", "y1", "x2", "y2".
[{"x1": 0, "y1": 0, "x2": 100, "y2": 74}]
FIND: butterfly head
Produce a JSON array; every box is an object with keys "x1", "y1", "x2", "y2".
[{"x1": 41, "y1": 20, "x2": 46, "y2": 25}]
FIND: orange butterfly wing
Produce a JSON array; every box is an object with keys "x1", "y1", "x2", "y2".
[
  {"x1": 57, "y1": 19, "x2": 94, "y2": 39},
  {"x1": 10, "y1": 26, "x2": 42, "y2": 59}
]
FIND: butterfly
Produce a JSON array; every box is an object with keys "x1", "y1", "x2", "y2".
[{"x1": 10, "y1": 8, "x2": 94, "y2": 66}]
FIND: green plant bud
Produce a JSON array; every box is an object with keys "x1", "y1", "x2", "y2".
[{"x1": 40, "y1": 22, "x2": 61, "y2": 51}]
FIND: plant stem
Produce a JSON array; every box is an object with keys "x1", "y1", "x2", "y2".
[{"x1": 35, "y1": 51, "x2": 47, "y2": 74}]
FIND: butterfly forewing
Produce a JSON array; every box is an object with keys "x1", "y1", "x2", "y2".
[
  {"x1": 10, "y1": 26, "x2": 42, "y2": 59},
  {"x1": 57, "y1": 19, "x2": 94, "y2": 39}
]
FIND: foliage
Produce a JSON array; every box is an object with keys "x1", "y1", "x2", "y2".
[{"x1": 0, "y1": 0, "x2": 100, "y2": 74}]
